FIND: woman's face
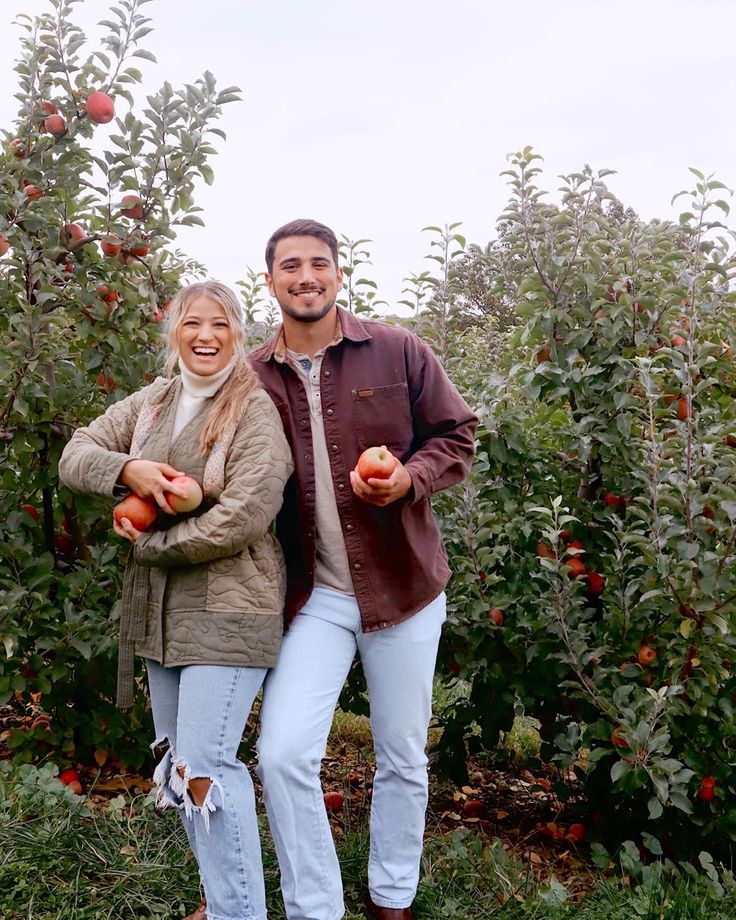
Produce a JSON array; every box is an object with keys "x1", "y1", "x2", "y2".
[{"x1": 176, "y1": 296, "x2": 235, "y2": 376}]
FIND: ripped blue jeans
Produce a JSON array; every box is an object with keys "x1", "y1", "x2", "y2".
[{"x1": 146, "y1": 660, "x2": 268, "y2": 920}]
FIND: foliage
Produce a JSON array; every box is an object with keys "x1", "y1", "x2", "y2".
[
  {"x1": 0, "y1": 0, "x2": 240, "y2": 767},
  {"x1": 436, "y1": 148, "x2": 736, "y2": 854}
]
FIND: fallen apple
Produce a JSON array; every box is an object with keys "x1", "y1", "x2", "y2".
[
  {"x1": 462, "y1": 799, "x2": 485, "y2": 818},
  {"x1": 164, "y1": 476, "x2": 203, "y2": 513},
  {"x1": 113, "y1": 494, "x2": 158, "y2": 532},
  {"x1": 356, "y1": 446, "x2": 397, "y2": 481},
  {"x1": 323, "y1": 791, "x2": 344, "y2": 813},
  {"x1": 59, "y1": 767, "x2": 80, "y2": 787},
  {"x1": 566, "y1": 823, "x2": 586, "y2": 843},
  {"x1": 0, "y1": 235, "x2": 8, "y2": 256}
]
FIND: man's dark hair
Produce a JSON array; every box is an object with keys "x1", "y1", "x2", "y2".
[{"x1": 265, "y1": 219, "x2": 339, "y2": 273}]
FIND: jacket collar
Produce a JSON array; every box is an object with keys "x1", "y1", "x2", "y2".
[{"x1": 252, "y1": 307, "x2": 372, "y2": 364}]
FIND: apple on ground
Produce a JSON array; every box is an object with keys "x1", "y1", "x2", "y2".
[
  {"x1": 164, "y1": 476, "x2": 203, "y2": 513},
  {"x1": 113, "y1": 494, "x2": 158, "y2": 532},
  {"x1": 59, "y1": 767, "x2": 81, "y2": 788},
  {"x1": 356, "y1": 446, "x2": 397, "y2": 481},
  {"x1": 323, "y1": 791, "x2": 344, "y2": 813},
  {"x1": 565, "y1": 823, "x2": 586, "y2": 843},
  {"x1": 0, "y1": 235, "x2": 9, "y2": 256},
  {"x1": 462, "y1": 799, "x2": 485, "y2": 818},
  {"x1": 86, "y1": 90, "x2": 114, "y2": 124}
]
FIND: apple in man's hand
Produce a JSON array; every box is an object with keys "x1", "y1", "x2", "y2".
[
  {"x1": 356, "y1": 446, "x2": 397, "y2": 481},
  {"x1": 112, "y1": 494, "x2": 158, "y2": 532},
  {"x1": 164, "y1": 476, "x2": 203, "y2": 513}
]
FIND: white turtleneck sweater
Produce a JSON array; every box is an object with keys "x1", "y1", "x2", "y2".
[{"x1": 172, "y1": 358, "x2": 236, "y2": 440}]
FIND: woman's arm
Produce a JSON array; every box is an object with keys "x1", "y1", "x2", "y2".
[
  {"x1": 58, "y1": 388, "x2": 150, "y2": 497},
  {"x1": 133, "y1": 393, "x2": 293, "y2": 567}
]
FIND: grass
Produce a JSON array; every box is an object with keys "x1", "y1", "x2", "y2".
[{"x1": 2, "y1": 765, "x2": 735, "y2": 920}]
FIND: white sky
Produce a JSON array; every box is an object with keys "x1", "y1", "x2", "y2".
[{"x1": 1, "y1": 0, "x2": 735, "y2": 312}]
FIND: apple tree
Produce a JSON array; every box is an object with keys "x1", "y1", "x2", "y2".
[
  {"x1": 0, "y1": 0, "x2": 240, "y2": 767},
  {"x1": 435, "y1": 149, "x2": 736, "y2": 853}
]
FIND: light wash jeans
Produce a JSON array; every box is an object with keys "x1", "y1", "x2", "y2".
[
  {"x1": 256, "y1": 587, "x2": 446, "y2": 920},
  {"x1": 146, "y1": 660, "x2": 268, "y2": 920}
]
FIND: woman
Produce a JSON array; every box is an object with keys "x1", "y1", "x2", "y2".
[{"x1": 59, "y1": 280, "x2": 293, "y2": 920}]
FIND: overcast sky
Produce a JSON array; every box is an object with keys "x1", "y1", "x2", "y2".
[{"x1": 1, "y1": 0, "x2": 735, "y2": 312}]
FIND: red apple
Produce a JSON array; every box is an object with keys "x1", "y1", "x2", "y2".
[
  {"x1": 586, "y1": 571, "x2": 605, "y2": 596},
  {"x1": 86, "y1": 90, "x2": 114, "y2": 124},
  {"x1": 96, "y1": 371, "x2": 116, "y2": 392},
  {"x1": 164, "y1": 476, "x2": 203, "y2": 513},
  {"x1": 698, "y1": 776, "x2": 716, "y2": 802},
  {"x1": 129, "y1": 239, "x2": 150, "y2": 257},
  {"x1": 101, "y1": 233, "x2": 122, "y2": 257},
  {"x1": 112, "y1": 494, "x2": 158, "y2": 532},
  {"x1": 566, "y1": 823, "x2": 586, "y2": 843},
  {"x1": 9, "y1": 138, "x2": 29, "y2": 158},
  {"x1": 611, "y1": 726, "x2": 628, "y2": 748},
  {"x1": 120, "y1": 194, "x2": 145, "y2": 220},
  {"x1": 356, "y1": 446, "x2": 397, "y2": 481},
  {"x1": 60, "y1": 222, "x2": 86, "y2": 249},
  {"x1": 676, "y1": 397, "x2": 691, "y2": 421},
  {"x1": 565, "y1": 557, "x2": 586, "y2": 579},
  {"x1": 44, "y1": 113, "x2": 66, "y2": 136},
  {"x1": 488, "y1": 607, "x2": 504, "y2": 626},
  {"x1": 0, "y1": 235, "x2": 9, "y2": 257},
  {"x1": 59, "y1": 768, "x2": 80, "y2": 786},
  {"x1": 462, "y1": 799, "x2": 485, "y2": 818},
  {"x1": 40, "y1": 100, "x2": 57, "y2": 115},
  {"x1": 323, "y1": 791, "x2": 344, "y2": 813},
  {"x1": 31, "y1": 715, "x2": 51, "y2": 731},
  {"x1": 97, "y1": 284, "x2": 119, "y2": 304},
  {"x1": 67, "y1": 780, "x2": 84, "y2": 795},
  {"x1": 671, "y1": 334, "x2": 686, "y2": 347},
  {"x1": 24, "y1": 184, "x2": 43, "y2": 201},
  {"x1": 21, "y1": 503, "x2": 39, "y2": 521},
  {"x1": 637, "y1": 644, "x2": 657, "y2": 667},
  {"x1": 536, "y1": 541, "x2": 556, "y2": 560},
  {"x1": 535, "y1": 342, "x2": 552, "y2": 364}
]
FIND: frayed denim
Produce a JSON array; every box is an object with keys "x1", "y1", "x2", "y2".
[
  {"x1": 256, "y1": 588, "x2": 446, "y2": 920},
  {"x1": 147, "y1": 660, "x2": 268, "y2": 920}
]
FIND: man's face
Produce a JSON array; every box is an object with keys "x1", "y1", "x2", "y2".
[{"x1": 266, "y1": 235, "x2": 343, "y2": 324}]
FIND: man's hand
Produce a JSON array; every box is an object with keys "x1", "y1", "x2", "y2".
[
  {"x1": 119, "y1": 459, "x2": 188, "y2": 514},
  {"x1": 350, "y1": 458, "x2": 412, "y2": 507},
  {"x1": 113, "y1": 516, "x2": 142, "y2": 543}
]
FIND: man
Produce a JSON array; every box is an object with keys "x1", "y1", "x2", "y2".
[{"x1": 251, "y1": 219, "x2": 477, "y2": 920}]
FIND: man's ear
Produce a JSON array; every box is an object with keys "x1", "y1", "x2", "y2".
[
  {"x1": 265, "y1": 272, "x2": 275, "y2": 296},
  {"x1": 336, "y1": 267, "x2": 344, "y2": 288}
]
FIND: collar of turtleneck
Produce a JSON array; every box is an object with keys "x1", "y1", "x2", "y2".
[{"x1": 179, "y1": 357, "x2": 236, "y2": 398}]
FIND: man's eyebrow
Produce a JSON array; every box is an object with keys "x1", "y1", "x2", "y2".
[{"x1": 278, "y1": 256, "x2": 301, "y2": 267}]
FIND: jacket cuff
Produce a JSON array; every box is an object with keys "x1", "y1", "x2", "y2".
[{"x1": 404, "y1": 461, "x2": 429, "y2": 504}]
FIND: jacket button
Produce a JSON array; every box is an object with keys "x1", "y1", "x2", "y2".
[
  {"x1": 306, "y1": 492, "x2": 312, "y2": 500},
  {"x1": 325, "y1": 370, "x2": 331, "y2": 377},
  {"x1": 346, "y1": 523, "x2": 353, "y2": 531},
  {"x1": 331, "y1": 444, "x2": 338, "y2": 451},
  {"x1": 353, "y1": 562, "x2": 361, "y2": 571},
  {"x1": 337, "y1": 483, "x2": 345, "y2": 490},
  {"x1": 326, "y1": 408, "x2": 334, "y2": 416},
  {"x1": 300, "y1": 419, "x2": 308, "y2": 427},
  {"x1": 305, "y1": 453, "x2": 311, "y2": 461}
]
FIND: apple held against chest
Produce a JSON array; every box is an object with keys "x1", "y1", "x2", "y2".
[
  {"x1": 356, "y1": 446, "x2": 397, "y2": 481},
  {"x1": 112, "y1": 476, "x2": 203, "y2": 531}
]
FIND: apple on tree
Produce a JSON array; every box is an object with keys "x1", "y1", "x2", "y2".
[
  {"x1": 86, "y1": 90, "x2": 115, "y2": 124},
  {"x1": 356, "y1": 446, "x2": 397, "y2": 481}
]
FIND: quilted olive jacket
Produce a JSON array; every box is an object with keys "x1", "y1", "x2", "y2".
[{"x1": 58, "y1": 376, "x2": 293, "y2": 706}]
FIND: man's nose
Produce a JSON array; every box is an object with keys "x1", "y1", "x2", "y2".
[{"x1": 296, "y1": 265, "x2": 316, "y2": 286}]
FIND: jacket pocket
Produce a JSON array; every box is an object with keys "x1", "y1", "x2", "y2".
[{"x1": 352, "y1": 382, "x2": 412, "y2": 456}]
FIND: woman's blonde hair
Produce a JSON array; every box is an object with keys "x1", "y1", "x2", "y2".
[{"x1": 162, "y1": 280, "x2": 260, "y2": 452}]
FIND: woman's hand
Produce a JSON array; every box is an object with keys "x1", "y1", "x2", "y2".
[
  {"x1": 113, "y1": 516, "x2": 142, "y2": 543},
  {"x1": 119, "y1": 459, "x2": 188, "y2": 514}
]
